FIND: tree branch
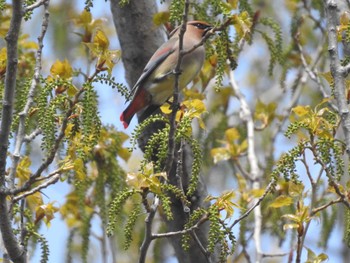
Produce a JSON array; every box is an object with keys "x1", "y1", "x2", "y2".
[
  {"x1": 230, "y1": 180, "x2": 274, "y2": 229},
  {"x1": 164, "y1": 0, "x2": 190, "y2": 176},
  {"x1": 12, "y1": 172, "x2": 60, "y2": 203},
  {"x1": 24, "y1": 0, "x2": 48, "y2": 12},
  {"x1": 229, "y1": 69, "x2": 263, "y2": 262},
  {"x1": 10, "y1": 0, "x2": 50, "y2": 191},
  {"x1": 139, "y1": 197, "x2": 159, "y2": 263},
  {"x1": 325, "y1": 0, "x2": 350, "y2": 156},
  {"x1": 0, "y1": 0, "x2": 27, "y2": 261},
  {"x1": 311, "y1": 197, "x2": 342, "y2": 216}
]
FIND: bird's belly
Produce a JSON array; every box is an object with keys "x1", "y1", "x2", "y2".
[{"x1": 149, "y1": 62, "x2": 202, "y2": 105}]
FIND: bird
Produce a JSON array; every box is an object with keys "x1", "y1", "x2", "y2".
[{"x1": 120, "y1": 20, "x2": 213, "y2": 128}]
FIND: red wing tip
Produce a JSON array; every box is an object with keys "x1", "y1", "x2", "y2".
[{"x1": 120, "y1": 113, "x2": 129, "y2": 129}]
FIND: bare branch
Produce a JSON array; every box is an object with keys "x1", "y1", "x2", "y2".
[
  {"x1": 10, "y1": 0, "x2": 50, "y2": 190},
  {"x1": 229, "y1": 69, "x2": 263, "y2": 262},
  {"x1": 164, "y1": 0, "x2": 190, "y2": 175},
  {"x1": 311, "y1": 197, "x2": 342, "y2": 215},
  {"x1": 139, "y1": 197, "x2": 159, "y2": 263},
  {"x1": 309, "y1": 145, "x2": 350, "y2": 208},
  {"x1": 262, "y1": 252, "x2": 289, "y2": 258},
  {"x1": 152, "y1": 213, "x2": 208, "y2": 239},
  {"x1": 23, "y1": 128, "x2": 42, "y2": 142},
  {"x1": 230, "y1": 180, "x2": 274, "y2": 229},
  {"x1": 13, "y1": 172, "x2": 60, "y2": 203},
  {"x1": 0, "y1": 0, "x2": 27, "y2": 261},
  {"x1": 325, "y1": 0, "x2": 350, "y2": 156},
  {"x1": 176, "y1": 139, "x2": 190, "y2": 212},
  {"x1": 190, "y1": 230, "x2": 211, "y2": 262},
  {"x1": 296, "y1": 41, "x2": 332, "y2": 102},
  {"x1": 24, "y1": 0, "x2": 49, "y2": 12}
]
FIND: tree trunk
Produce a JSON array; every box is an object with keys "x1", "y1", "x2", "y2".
[{"x1": 110, "y1": 1, "x2": 218, "y2": 262}]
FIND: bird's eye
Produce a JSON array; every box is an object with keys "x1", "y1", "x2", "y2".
[{"x1": 194, "y1": 23, "x2": 210, "y2": 30}]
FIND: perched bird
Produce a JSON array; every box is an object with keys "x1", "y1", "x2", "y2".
[{"x1": 120, "y1": 20, "x2": 213, "y2": 128}]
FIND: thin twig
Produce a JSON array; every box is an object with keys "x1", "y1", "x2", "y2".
[
  {"x1": 262, "y1": 252, "x2": 288, "y2": 258},
  {"x1": 300, "y1": 151, "x2": 315, "y2": 186},
  {"x1": 24, "y1": 0, "x2": 49, "y2": 12},
  {"x1": 164, "y1": 0, "x2": 190, "y2": 175},
  {"x1": 311, "y1": 197, "x2": 342, "y2": 215},
  {"x1": 176, "y1": 139, "x2": 190, "y2": 212},
  {"x1": 234, "y1": 159, "x2": 253, "y2": 181},
  {"x1": 296, "y1": 41, "x2": 331, "y2": 102},
  {"x1": 309, "y1": 145, "x2": 350, "y2": 208},
  {"x1": 230, "y1": 180, "x2": 274, "y2": 229},
  {"x1": 302, "y1": 0, "x2": 325, "y2": 34},
  {"x1": 151, "y1": 213, "x2": 208, "y2": 239},
  {"x1": 12, "y1": 172, "x2": 60, "y2": 203},
  {"x1": 190, "y1": 230, "x2": 211, "y2": 262},
  {"x1": 23, "y1": 128, "x2": 42, "y2": 142},
  {"x1": 139, "y1": 197, "x2": 159, "y2": 263}
]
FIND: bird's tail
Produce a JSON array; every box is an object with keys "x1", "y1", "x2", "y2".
[
  {"x1": 120, "y1": 106, "x2": 134, "y2": 129},
  {"x1": 120, "y1": 88, "x2": 150, "y2": 129}
]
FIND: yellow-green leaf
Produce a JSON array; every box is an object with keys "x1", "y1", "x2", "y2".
[
  {"x1": 105, "y1": 49, "x2": 121, "y2": 74},
  {"x1": 118, "y1": 147, "x2": 131, "y2": 162},
  {"x1": 211, "y1": 147, "x2": 230, "y2": 163},
  {"x1": 250, "y1": 188, "x2": 265, "y2": 198},
  {"x1": 153, "y1": 11, "x2": 170, "y2": 26},
  {"x1": 26, "y1": 191, "x2": 43, "y2": 212},
  {"x1": 282, "y1": 213, "x2": 301, "y2": 223},
  {"x1": 319, "y1": 71, "x2": 334, "y2": 86},
  {"x1": 17, "y1": 156, "x2": 32, "y2": 185},
  {"x1": 35, "y1": 202, "x2": 59, "y2": 226},
  {"x1": 79, "y1": 9, "x2": 92, "y2": 25},
  {"x1": 160, "y1": 103, "x2": 172, "y2": 114},
  {"x1": 288, "y1": 182, "x2": 304, "y2": 197},
  {"x1": 74, "y1": 158, "x2": 86, "y2": 180},
  {"x1": 67, "y1": 84, "x2": 78, "y2": 96},
  {"x1": 93, "y1": 29, "x2": 109, "y2": 50},
  {"x1": 232, "y1": 11, "x2": 252, "y2": 40},
  {"x1": 292, "y1": 105, "x2": 311, "y2": 117},
  {"x1": 225, "y1": 127, "x2": 240, "y2": 142},
  {"x1": 283, "y1": 223, "x2": 299, "y2": 231},
  {"x1": 227, "y1": 0, "x2": 238, "y2": 9},
  {"x1": 0, "y1": 47, "x2": 7, "y2": 73},
  {"x1": 50, "y1": 59, "x2": 73, "y2": 79},
  {"x1": 269, "y1": 195, "x2": 293, "y2": 208}
]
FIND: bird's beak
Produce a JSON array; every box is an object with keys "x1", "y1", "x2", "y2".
[{"x1": 204, "y1": 25, "x2": 214, "y2": 36}]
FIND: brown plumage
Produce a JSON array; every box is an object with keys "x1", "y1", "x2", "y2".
[{"x1": 120, "y1": 21, "x2": 212, "y2": 128}]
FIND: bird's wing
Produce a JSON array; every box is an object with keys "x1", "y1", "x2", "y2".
[{"x1": 127, "y1": 37, "x2": 178, "y2": 100}]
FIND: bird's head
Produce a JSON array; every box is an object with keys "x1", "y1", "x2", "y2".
[{"x1": 187, "y1": 21, "x2": 213, "y2": 37}]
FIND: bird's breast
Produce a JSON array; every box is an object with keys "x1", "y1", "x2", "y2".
[{"x1": 148, "y1": 48, "x2": 205, "y2": 105}]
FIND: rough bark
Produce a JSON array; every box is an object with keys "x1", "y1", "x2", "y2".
[
  {"x1": 324, "y1": 0, "x2": 350, "y2": 261},
  {"x1": 110, "y1": 1, "x2": 217, "y2": 262}
]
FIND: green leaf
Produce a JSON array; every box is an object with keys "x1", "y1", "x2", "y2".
[
  {"x1": 288, "y1": 182, "x2": 304, "y2": 197},
  {"x1": 225, "y1": 127, "x2": 240, "y2": 142},
  {"x1": 232, "y1": 11, "x2": 252, "y2": 40},
  {"x1": 50, "y1": 59, "x2": 73, "y2": 79},
  {"x1": 269, "y1": 195, "x2": 293, "y2": 208},
  {"x1": 282, "y1": 214, "x2": 301, "y2": 223},
  {"x1": 292, "y1": 105, "x2": 311, "y2": 117},
  {"x1": 211, "y1": 147, "x2": 230, "y2": 163},
  {"x1": 283, "y1": 223, "x2": 299, "y2": 231}
]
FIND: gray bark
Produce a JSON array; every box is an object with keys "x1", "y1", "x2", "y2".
[
  {"x1": 110, "y1": 1, "x2": 217, "y2": 262},
  {"x1": 0, "y1": 0, "x2": 27, "y2": 262}
]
